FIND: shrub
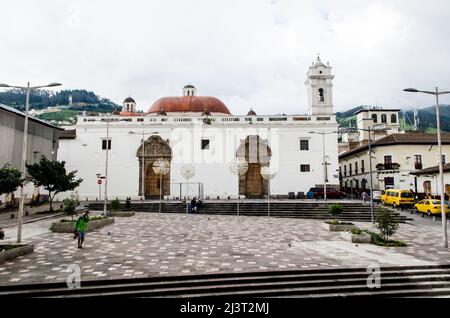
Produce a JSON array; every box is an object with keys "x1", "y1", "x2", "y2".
[
  {"x1": 328, "y1": 203, "x2": 343, "y2": 219},
  {"x1": 351, "y1": 228, "x2": 363, "y2": 235},
  {"x1": 63, "y1": 193, "x2": 80, "y2": 220},
  {"x1": 364, "y1": 230, "x2": 406, "y2": 247},
  {"x1": 110, "y1": 198, "x2": 121, "y2": 211},
  {"x1": 376, "y1": 208, "x2": 399, "y2": 242}
]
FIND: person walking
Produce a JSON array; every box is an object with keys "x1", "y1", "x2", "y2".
[
  {"x1": 74, "y1": 211, "x2": 90, "y2": 249},
  {"x1": 361, "y1": 191, "x2": 369, "y2": 206}
]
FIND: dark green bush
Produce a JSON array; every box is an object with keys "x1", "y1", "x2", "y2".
[
  {"x1": 328, "y1": 203, "x2": 343, "y2": 219},
  {"x1": 110, "y1": 198, "x2": 121, "y2": 211}
]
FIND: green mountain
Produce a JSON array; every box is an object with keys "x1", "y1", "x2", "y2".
[{"x1": 0, "y1": 89, "x2": 121, "y2": 125}]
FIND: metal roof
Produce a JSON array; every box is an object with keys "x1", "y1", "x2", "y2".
[{"x1": 0, "y1": 103, "x2": 63, "y2": 130}]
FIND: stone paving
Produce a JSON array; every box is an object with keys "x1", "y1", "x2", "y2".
[{"x1": 0, "y1": 212, "x2": 450, "y2": 285}]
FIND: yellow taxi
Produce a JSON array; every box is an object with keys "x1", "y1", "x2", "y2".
[
  {"x1": 381, "y1": 189, "x2": 415, "y2": 208},
  {"x1": 414, "y1": 199, "x2": 450, "y2": 216}
]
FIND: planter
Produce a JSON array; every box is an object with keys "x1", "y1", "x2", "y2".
[
  {"x1": 323, "y1": 221, "x2": 356, "y2": 232},
  {"x1": 50, "y1": 217, "x2": 114, "y2": 233},
  {"x1": 109, "y1": 211, "x2": 135, "y2": 217},
  {"x1": 341, "y1": 231, "x2": 372, "y2": 243},
  {"x1": 0, "y1": 243, "x2": 34, "y2": 263}
]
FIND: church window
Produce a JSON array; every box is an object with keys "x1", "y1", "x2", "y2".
[
  {"x1": 371, "y1": 114, "x2": 378, "y2": 123},
  {"x1": 381, "y1": 114, "x2": 387, "y2": 123},
  {"x1": 391, "y1": 114, "x2": 397, "y2": 123},
  {"x1": 300, "y1": 164, "x2": 310, "y2": 172},
  {"x1": 300, "y1": 139, "x2": 309, "y2": 151},
  {"x1": 102, "y1": 139, "x2": 111, "y2": 150},
  {"x1": 201, "y1": 139, "x2": 210, "y2": 150},
  {"x1": 318, "y1": 88, "x2": 325, "y2": 102}
]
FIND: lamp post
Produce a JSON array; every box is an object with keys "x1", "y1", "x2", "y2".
[
  {"x1": 309, "y1": 131, "x2": 336, "y2": 201},
  {"x1": 180, "y1": 164, "x2": 195, "y2": 213},
  {"x1": 128, "y1": 130, "x2": 159, "y2": 200},
  {"x1": 261, "y1": 166, "x2": 277, "y2": 217},
  {"x1": 0, "y1": 82, "x2": 62, "y2": 243},
  {"x1": 103, "y1": 115, "x2": 110, "y2": 216},
  {"x1": 152, "y1": 158, "x2": 170, "y2": 213},
  {"x1": 404, "y1": 87, "x2": 450, "y2": 248},
  {"x1": 228, "y1": 157, "x2": 249, "y2": 218},
  {"x1": 354, "y1": 126, "x2": 381, "y2": 225}
]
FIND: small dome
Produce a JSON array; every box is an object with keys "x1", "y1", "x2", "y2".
[
  {"x1": 123, "y1": 97, "x2": 135, "y2": 103},
  {"x1": 158, "y1": 108, "x2": 167, "y2": 116},
  {"x1": 247, "y1": 108, "x2": 257, "y2": 116},
  {"x1": 202, "y1": 110, "x2": 212, "y2": 116},
  {"x1": 184, "y1": 84, "x2": 195, "y2": 89}
]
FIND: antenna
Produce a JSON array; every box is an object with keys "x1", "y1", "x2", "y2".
[{"x1": 413, "y1": 108, "x2": 420, "y2": 131}]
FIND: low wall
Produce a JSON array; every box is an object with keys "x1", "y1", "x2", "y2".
[
  {"x1": 50, "y1": 218, "x2": 114, "y2": 233},
  {"x1": 0, "y1": 244, "x2": 34, "y2": 263}
]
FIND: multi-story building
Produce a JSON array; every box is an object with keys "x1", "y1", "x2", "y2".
[{"x1": 339, "y1": 132, "x2": 450, "y2": 195}]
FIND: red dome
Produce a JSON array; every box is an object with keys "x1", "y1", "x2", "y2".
[{"x1": 147, "y1": 96, "x2": 231, "y2": 115}]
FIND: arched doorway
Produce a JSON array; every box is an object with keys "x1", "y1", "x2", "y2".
[
  {"x1": 136, "y1": 136, "x2": 172, "y2": 199},
  {"x1": 236, "y1": 135, "x2": 272, "y2": 198}
]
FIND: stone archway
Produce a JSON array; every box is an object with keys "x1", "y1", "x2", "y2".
[
  {"x1": 136, "y1": 136, "x2": 172, "y2": 199},
  {"x1": 236, "y1": 135, "x2": 272, "y2": 198}
]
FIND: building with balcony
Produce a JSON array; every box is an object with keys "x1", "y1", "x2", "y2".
[{"x1": 339, "y1": 132, "x2": 450, "y2": 195}]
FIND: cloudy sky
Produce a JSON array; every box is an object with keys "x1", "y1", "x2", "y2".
[{"x1": 1, "y1": 0, "x2": 450, "y2": 114}]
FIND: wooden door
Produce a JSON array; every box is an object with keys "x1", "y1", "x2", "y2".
[
  {"x1": 145, "y1": 165, "x2": 160, "y2": 197},
  {"x1": 245, "y1": 163, "x2": 263, "y2": 197}
]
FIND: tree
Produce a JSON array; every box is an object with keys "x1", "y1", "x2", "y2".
[
  {"x1": 376, "y1": 208, "x2": 399, "y2": 242},
  {"x1": 0, "y1": 164, "x2": 23, "y2": 198},
  {"x1": 26, "y1": 156, "x2": 83, "y2": 211},
  {"x1": 328, "y1": 203, "x2": 343, "y2": 220}
]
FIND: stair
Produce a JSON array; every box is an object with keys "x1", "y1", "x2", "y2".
[
  {"x1": 2, "y1": 265, "x2": 450, "y2": 298},
  {"x1": 88, "y1": 202, "x2": 411, "y2": 223}
]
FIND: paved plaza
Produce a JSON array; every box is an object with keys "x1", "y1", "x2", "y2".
[{"x1": 1, "y1": 212, "x2": 450, "y2": 285}]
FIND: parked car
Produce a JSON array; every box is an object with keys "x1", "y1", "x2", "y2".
[
  {"x1": 307, "y1": 187, "x2": 346, "y2": 199},
  {"x1": 414, "y1": 199, "x2": 450, "y2": 216},
  {"x1": 382, "y1": 189, "x2": 415, "y2": 208}
]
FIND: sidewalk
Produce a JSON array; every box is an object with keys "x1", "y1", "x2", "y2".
[{"x1": 0, "y1": 206, "x2": 88, "y2": 229}]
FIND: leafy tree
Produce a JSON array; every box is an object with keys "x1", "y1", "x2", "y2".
[
  {"x1": 376, "y1": 208, "x2": 399, "y2": 242},
  {"x1": 0, "y1": 164, "x2": 23, "y2": 197},
  {"x1": 328, "y1": 203, "x2": 343, "y2": 220},
  {"x1": 26, "y1": 156, "x2": 83, "y2": 211},
  {"x1": 63, "y1": 193, "x2": 80, "y2": 221}
]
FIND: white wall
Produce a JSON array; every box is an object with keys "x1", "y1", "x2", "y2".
[{"x1": 57, "y1": 119, "x2": 339, "y2": 200}]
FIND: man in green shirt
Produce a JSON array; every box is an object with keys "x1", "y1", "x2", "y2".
[{"x1": 74, "y1": 211, "x2": 90, "y2": 249}]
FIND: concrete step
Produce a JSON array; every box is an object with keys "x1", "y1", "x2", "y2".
[{"x1": 2, "y1": 265, "x2": 450, "y2": 298}]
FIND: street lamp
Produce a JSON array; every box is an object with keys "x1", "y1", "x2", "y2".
[
  {"x1": 228, "y1": 157, "x2": 249, "y2": 218},
  {"x1": 309, "y1": 131, "x2": 336, "y2": 201},
  {"x1": 261, "y1": 165, "x2": 277, "y2": 217},
  {"x1": 180, "y1": 164, "x2": 195, "y2": 213},
  {"x1": 353, "y1": 126, "x2": 384, "y2": 225},
  {"x1": 404, "y1": 87, "x2": 450, "y2": 248},
  {"x1": 0, "y1": 82, "x2": 62, "y2": 243},
  {"x1": 152, "y1": 158, "x2": 170, "y2": 213},
  {"x1": 128, "y1": 130, "x2": 159, "y2": 200}
]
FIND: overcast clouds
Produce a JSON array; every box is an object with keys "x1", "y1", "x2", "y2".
[{"x1": 1, "y1": 0, "x2": 450, "y2": 114}]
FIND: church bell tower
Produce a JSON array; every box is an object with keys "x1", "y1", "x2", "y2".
[{"x1": 305, "y1": 56, "x2": 335, "y2": 116}]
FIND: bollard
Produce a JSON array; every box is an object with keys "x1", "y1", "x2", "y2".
[
  {"x1": 433, "y1": 216, "x2": 436, "y2": 222},
  {"x1": 421, "y1": 213, "x2": 425, "y2": 218},
  {"x1": 10, "y1": 213, "x2": 14, "y2": 219}
]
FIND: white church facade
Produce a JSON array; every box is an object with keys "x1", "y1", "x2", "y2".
[{"x1": 58, "y1": 57, "x2": 340, "y2": 200}]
